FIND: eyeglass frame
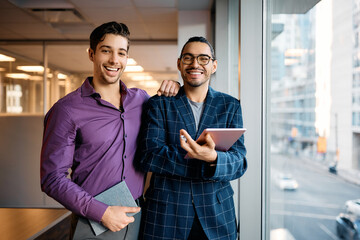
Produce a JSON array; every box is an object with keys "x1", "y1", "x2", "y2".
[{"x1": 180, "y1": 53, "x2": 215, "y2": 66}]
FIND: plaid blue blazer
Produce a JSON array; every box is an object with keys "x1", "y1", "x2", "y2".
[{"x1": 137, "y1": 86, "x2": 247, "y2": 240}]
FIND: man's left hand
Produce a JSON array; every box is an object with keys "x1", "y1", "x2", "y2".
[
  {"x1": 157, "y1": 80, "x2": 180, "y2": 97},
  {"x1": 179, "y1": 129, "x2": 217, "y2": 162}
]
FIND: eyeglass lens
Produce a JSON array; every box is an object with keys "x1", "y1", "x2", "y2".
[{"x1": 182, "y1": 54, "x2": 211, "y2": 65}]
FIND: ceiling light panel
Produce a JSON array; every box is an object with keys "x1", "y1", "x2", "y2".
[
  {"x1": 6, "y1": 73, "x2": 31, "y2": 79},
  {"x1": 70, "y1": 0, "x2": 133, "y2": 8},
  {"x1": 127, "y1": 58, "x2": 137, "y2": 66},
  {"x1": 30, "y1": 9, "x2": 84, "y2": 23},
  {"x1": 124, "y1": 65, "x2": 144, "y2": 72},
  {"x1": 17, "y1": 65, "x2": 44, "y2": 72},
  {"x1": 133, "y1": 0, "x2": 176, "y2": 8},
  {"x1": 8, "y1": 0, "x2": 75, "y2": 9},
  {"x1": 0, "y1": 54, "x2": 16, "y2": 62}
]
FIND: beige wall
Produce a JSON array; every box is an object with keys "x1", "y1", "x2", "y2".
[{"x1": 0, "y1": 116, "x2": 61, "y2": 207}]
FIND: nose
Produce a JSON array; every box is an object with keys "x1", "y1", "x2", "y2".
[
  {"x1": 189, "y1": 57, "x2": 200, "y2": 68},
  {"x1": 109, "y1": 53, "x2": 120, "y2": 64}
]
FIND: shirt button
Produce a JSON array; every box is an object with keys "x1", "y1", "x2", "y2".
[
  {"x1": 123, "y1": 176, "x2": 126, "y2": 180},
  {"x1": 124, "y1": 134, "x2": 127, "y2": 138},
  {"x1": 124, "y1": 155, "x2": 127, "y2": 159}
]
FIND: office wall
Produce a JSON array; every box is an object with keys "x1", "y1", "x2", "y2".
[
  {"x1": 0, "y1": 116, "x2": 60, "y2": 207},
  {"x1": 239, "y1": 0, "x2": 264, "y2": 239}
]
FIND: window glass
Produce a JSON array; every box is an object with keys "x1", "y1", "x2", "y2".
[
  {"x1": 0, "y1": 45, "x2": 44, "y2": 115},
  {"x1": 0, "y1": 43, "x2": 179, "y2": 114},
  {"x1": 47, "y1": 44, "x2": 89, "y2": 111},
  {"x1": 0, "y1": 44, "x2": 86, "y2": 114},
  {"x1": 268, "y1": 0, "x2": 360, "y2": 239}
]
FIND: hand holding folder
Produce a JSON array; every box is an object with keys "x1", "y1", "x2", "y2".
[
  {"x1": 86, "y1": 181, "x2": 139, "y2": 236},
  {"x1": 100, "y1": 205, "x2": 140, "y2": 233}
]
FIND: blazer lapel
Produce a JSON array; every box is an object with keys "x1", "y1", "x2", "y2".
[
  {"x1": 175, "y1": 88, "x2": 197, "y2": 138},
  {"x1": 196, "y1": 87, "x2": 216, "y2": 139}
]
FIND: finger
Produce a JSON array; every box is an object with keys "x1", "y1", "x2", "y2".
[
  {"x1": 180, "y1": 142, "x2": 194, "y2": 159},
  {"x1": 180, "y1": 135, "x2": 192, "y2": 153},
  {"x1": 204, "y1": 133, "x2": 216, "y2": 148},
  {"x1": 180, "y1": 130, "x2": 203, "y2": 158},
  {"x1": 124, "y1": 206, "x2": 141, "y2": 213},
  {"x1": 163, "y1": 82, "x2": 172, "y2": 96},
  {"x1": 179, "y1": 130, "x2": 195, "y2": 153},
  {"x1": 181, "y1": 130, "x2": 199, "y2": 151},
  {"x1": 157, "y1": 80, "x2": 168, "y2": 96},
  {"x1": 179, "y1": 132, "x2": 190, "y2": 147},
  {"x1": 168, "y1": 84, "x2": 177, "y2": 96},
  {"x1": 180, "y1": 134, "x2": 187, "y2": 143},
  {"x1": 179, "y1": 129, "x2": 195, "y2": 144},
  {"x1": 127, "y1": 216, "x2": 135, "y2": 223}
]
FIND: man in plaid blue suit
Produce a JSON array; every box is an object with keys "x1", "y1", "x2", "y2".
[{"x1": 137, "y1": 36, "x2": 247, "y2": 240}]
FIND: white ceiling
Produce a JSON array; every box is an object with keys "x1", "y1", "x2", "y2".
[
  {"x1": 0, "y1": 0, "x2": 321, "y2": 94},
  {"x1": 0, "y1": 0, "x2": 213, "y2": 93}
]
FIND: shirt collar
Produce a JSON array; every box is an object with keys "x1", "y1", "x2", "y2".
[
  {"x1": 176, "y1": 86, "x2": 214, "y2": 101},
  {"x1": 81, "y1": 77, "x2": 128, "y2": 98},
  {"x1": 81, "y1": 77, "x2": 97, "y2": 97},
  {"x1": 119, "y1": 80, "x2": 128, "y2": 96}
]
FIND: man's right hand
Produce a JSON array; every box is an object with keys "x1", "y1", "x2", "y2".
[
  {"x1": 179, "y1": 129, "x2": 217, "y2": 163},
  {"x1": 157, "y1": 80, "x2": 180, "y2": 97},
  {"x1": 101, "y1": 206, "x2": 141, "y2": 232}
]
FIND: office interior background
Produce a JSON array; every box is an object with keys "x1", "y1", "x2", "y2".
[{"x1": 0, "y1": 0, "x2": 359, "y2": 239}]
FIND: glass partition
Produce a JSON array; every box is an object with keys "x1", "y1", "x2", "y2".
[
  {"x1": 0, "y1": 44, "x2": 87, "y2": 115},
  {"x1": 0, "y1": 42, "x2": 178, "y2": 115},
  {"x1": 46, "y1": 44, "x2": 89, "y2": 110},
  {"x1": 0, "y1": 46, "x2": 44, "y2": 115},
  {"x1": 268, "y1": 0, "x2": 360, "y2": 239}
]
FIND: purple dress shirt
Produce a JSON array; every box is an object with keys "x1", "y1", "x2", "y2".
[{"x1": 41, "y1": 77, "x2": 149, "y2": 222}]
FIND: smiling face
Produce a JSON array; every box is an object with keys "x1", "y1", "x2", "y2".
[
  {"x1": 88, "y1": 33, "x2": 128, "y2": 86},
  {"x1": 177, "y1": 41, "x2": 217, "y2": 88}
]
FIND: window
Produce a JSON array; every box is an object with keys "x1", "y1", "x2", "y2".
[
  {"x1": 268, "y1": 0, "x2": 360, "y2": 239},
  {"x1": 0, "y1": 44, "x2": 84, "y2": 115},
  {"x1": 0, "y1": 46, "x2": 44, "y2": 115}
]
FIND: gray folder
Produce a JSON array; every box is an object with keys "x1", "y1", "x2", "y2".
[{"x1": 88, "y1": 181, "x2": 138, "y2": 236}]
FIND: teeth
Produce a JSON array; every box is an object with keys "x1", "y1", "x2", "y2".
[
  {"x1": 189, "y1": 72, "x2": 201, "y2": 75},
  {"x1": 105, "y1": 66, "x2": 118, "y2": 71}
]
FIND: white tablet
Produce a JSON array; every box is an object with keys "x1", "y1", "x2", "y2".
[
  {"x1": 184, "y1": 128, "x2": 246, "y2": 159},
  {"x1": 196, "y1": 128, "x2": 246, "y2": 151}
]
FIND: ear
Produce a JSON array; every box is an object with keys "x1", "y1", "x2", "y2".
[
  {"x1": 211, "y1": 59, "x2": 218, "y2": 74},
  {"x1": 177, "y1": 58, "x2": 181, "y2": 71},
  {"x1": 88, "y1": 48, "x2": 94, "y2": 62}
]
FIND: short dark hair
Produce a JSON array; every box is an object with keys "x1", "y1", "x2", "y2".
[
  {"x1": 179, "y1": 36, "x2": 215, "y2": 59},
  {"x1": 90, "y1": 21, "x2": 130, "y2": 53}
]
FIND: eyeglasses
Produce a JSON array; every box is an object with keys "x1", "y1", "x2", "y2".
[{"x1": 180, "y1": 53, "x2": 214, "y2": 65}]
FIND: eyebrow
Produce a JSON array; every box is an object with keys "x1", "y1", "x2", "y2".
[
  {"x1": 182, "y1": 53, "x2": 211, "y2": 56},
  {"x1": 182, "y1": 53, "x2": 212, "y2": 60},
  {"x1": 99, "y1": 45, "x2": 128, "y2": 52}
]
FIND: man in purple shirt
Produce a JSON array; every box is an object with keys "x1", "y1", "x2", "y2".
[{"x1": 40, "y1": 21, "x2": 179, "y2": 240}]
